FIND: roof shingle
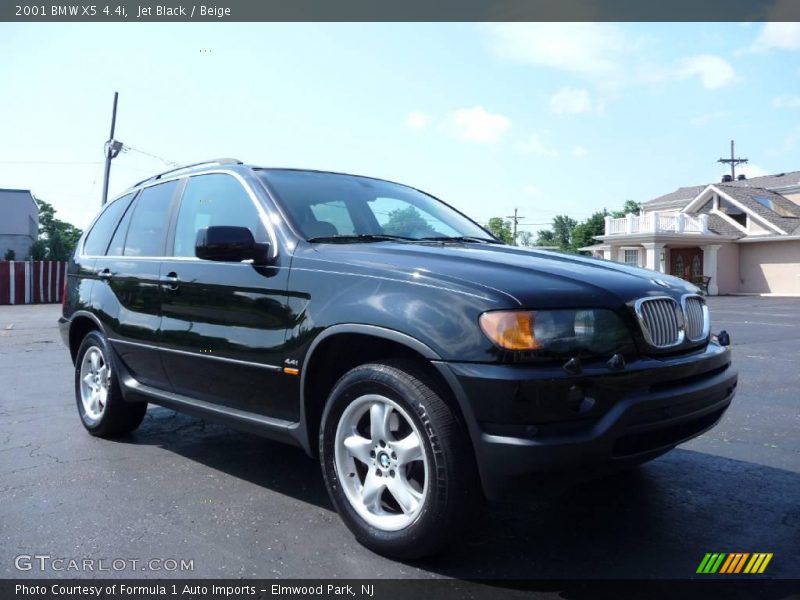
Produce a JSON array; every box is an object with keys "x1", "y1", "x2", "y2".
[{"x1": 716, "y1": 185, "x2": 800, "y2": 234}]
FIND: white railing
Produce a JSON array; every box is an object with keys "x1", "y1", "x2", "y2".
[{"x1": 604, "y1": 212, "x2": 709, "y2": 236}]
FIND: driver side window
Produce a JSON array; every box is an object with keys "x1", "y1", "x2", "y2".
[{"x1": 173, "y1": 174, "x2": 263, "y2": 257}]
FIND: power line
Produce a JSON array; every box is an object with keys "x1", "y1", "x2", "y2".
[{"x1": 121, "y1": 145, "x2": 180, "y2": 167}]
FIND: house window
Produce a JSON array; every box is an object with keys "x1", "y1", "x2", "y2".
[
  {"x1": 718, "y1": 198, "x2": 747, "y2": 227},
  {"x1": 623, "y1": 249, "x2": 639, "y2": 266}
]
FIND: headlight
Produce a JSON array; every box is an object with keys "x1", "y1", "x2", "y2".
[{"x1": 479, "y1": 309, "x2": 631, "y2": 354}]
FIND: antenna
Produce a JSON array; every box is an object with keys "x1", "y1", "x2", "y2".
[{"x1": 717, "y1": 140, "x2": 748, "y2": 180}]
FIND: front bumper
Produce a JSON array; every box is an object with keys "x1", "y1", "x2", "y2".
[{"x1": 436, "y1": 342, "x2": 737, "y2": 500}]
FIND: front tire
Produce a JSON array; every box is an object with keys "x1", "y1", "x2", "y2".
[
  {"x1": 75, "y1": 330, "x2": 147, "y2": 438},
  {"x1": 320, "y1": 360, "x2": 479, "y2": 559}
]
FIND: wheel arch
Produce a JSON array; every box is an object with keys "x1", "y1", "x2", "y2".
[
  {"x1": 296, "y1": 324, "x2": 474, "y2": 458},
  {"x1": 68, "y1": 311, "x2": 106, "y2": 363}
]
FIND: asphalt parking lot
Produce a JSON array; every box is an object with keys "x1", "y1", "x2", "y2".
[{"x1": 0, "y1": 298, "x2": 798, "y2": 580}]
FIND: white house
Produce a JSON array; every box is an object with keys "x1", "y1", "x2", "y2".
[{"x1": 586, "y1": 171, "x2": 800, "y2": 295}]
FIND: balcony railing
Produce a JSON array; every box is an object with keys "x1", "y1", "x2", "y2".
[{"x1": 604, "y1": 212, "x2": 709, "y2": 236}]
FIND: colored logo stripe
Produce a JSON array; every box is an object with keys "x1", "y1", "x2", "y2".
[
  {"x1": 697, "y1": 553, "x2": 726, "y2": 573},
  {"x1": 697, "y1": 553, "x2": 773, "y2": 574}
]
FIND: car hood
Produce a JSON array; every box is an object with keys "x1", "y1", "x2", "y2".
[{"x1": 306, "y1": 242, "x2": 700, "y2": 309}]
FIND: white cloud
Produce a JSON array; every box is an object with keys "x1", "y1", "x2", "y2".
[
  {"x1": 750, "y1": 22, "x2": 800, "y2": 52},
  {"x1": 773, "y1": 94, "x2": 800, "y2": 108},
  {"x1": 482, "y1": 23, "x2": 629, "y2": 80},
  {"x1": 549, "y1": 87, "x2": 594, "y2": 115},
  {"x1": 444, "y1": 106, "x2": 509, "y2": 142},
  {"x1": 689, "y1": 110, "x2": 734, "y2": 125},
  {"x1": 572, "y1": 145, "x2": 589, "y2": 158},
  {"x1": 483, "y1": 23, "x2": 739, "y2": 95},
  {"x1": 405, "y1": 111, "x2": 429, "y2": 130},
  {"x1": 515, "y1": 134, "x2": 559, "y2": 157},
  {"x1": 736, "y1": 164, "x2": 771, "y2": 179},
  {"x1": 679, "y1": 55, "x2": 737, "y2": 89}
]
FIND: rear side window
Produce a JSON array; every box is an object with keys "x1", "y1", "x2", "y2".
[
  {"x1": 173, "y1": 173, "x2": 263, "y2": 257},
  {"x1": 82, "y1": 193, "x2": 134, "y2": 256},
  {"x1": 123, "y1": 181, "x2": 179, "y2": 257},
  {"x1": 106, "y1": 195, "x2": 137, "y2": 256}
]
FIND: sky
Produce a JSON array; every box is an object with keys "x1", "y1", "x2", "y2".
[{"x1": 1, "y1": 22, "x2": 799, "y2": 234}]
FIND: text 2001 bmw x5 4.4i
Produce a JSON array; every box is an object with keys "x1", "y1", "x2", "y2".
[{"x1": 59, "y1": 159, "x2": 737, "y2": 559}]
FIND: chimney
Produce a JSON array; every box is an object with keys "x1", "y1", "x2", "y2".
[
  {"x1": 737, "y1": 174, "x2": 746, "y2": 180},
  {"x1": 721, "y1": 174, "x2": 733, "y2": 183}
]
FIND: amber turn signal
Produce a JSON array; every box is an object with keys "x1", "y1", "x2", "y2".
[{"x1": 479, "y1": 311, "x2": 540, "y2": 350}]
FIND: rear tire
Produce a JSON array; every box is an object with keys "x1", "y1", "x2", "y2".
[
  {"x1": 74, "y1": 330, "x2": 147, "y2": 438},
  {"x1": 320, "y1": 359, "x2": 480, "y2": 559}
]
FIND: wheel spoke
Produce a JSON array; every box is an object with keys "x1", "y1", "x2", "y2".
[
  {"x1": 97, "y1": 365, "x2": 108, "y2": 384},
  {"x1": 90, "y1": 351, "x2": 100, "y2": 371},
  {"x1": 343, "y1": 434, "x2": 372, "y2": 465},
  {"x1": 89, "y1": 390, "x2": 100, "y2": 415},
  {"x1": 386, "y1": 474, "x2": 421, "y2": 515},
  {"x1": 360, "y1": 470, "x2": 386, "y2": 511},
  {"x1": 394, "y1": 432, "x2": 423, "y2": 464},
  {"x1": 369, "y1": 402, "x2": 392, "y2": 443},
  {"x1": 83, "y1": 373, "x2": 95, "y2": 386}
]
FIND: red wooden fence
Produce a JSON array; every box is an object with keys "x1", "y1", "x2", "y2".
[{"x1": 0, "y1": 261, "x2": 68, "y2": 305}]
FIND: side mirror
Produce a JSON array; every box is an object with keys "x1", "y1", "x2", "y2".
[{"x1": 195, "y1": 226, "x2": 269, "y2": 263}]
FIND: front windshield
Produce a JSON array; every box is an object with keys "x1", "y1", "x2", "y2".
[{"x1": 257, "y1": 169, "x2": 495, "y2": 242}]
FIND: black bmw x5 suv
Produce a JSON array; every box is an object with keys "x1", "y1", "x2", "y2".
[{"x1": 60, "y1": 158, "x2": 737, "y2": 558}]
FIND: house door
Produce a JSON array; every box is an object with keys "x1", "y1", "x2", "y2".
[{"x1": 670, "y1": 247, "x2": 703, "y2": 281}]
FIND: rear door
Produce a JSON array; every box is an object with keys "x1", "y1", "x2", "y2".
[
  {"x1": 158, "y1": 172, "x2": 296, "y2": 420},
  {"x1": 92, "y1": 180, "x2": 181, "y2": 390}
]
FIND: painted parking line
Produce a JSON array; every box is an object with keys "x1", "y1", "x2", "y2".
[
  {"x1": 713, "y1": 320, "x2": 797, "y2": 328},
  {"x1": 711, "y1": 312, "x2": 797, "y2": 318},
  {"x1": 744, "y1": 355, "x2": 796, "y2": 363}
]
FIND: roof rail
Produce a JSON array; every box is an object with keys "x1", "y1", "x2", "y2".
[{"x1": 132, "y1": 158, "x2": 243, "y2": 187}]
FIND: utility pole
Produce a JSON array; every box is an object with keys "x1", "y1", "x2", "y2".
[
  {"x1": 717, "y1": 139, "x2": 748, "y2": 180},
  {"x1": 101, "y1": 92, "x2": 124, "y2": 205},
  {"x1": 505, "y1": 208, "x2": 525, "y2": 246}
]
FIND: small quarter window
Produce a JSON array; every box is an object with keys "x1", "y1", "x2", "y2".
[{"x1": 82, "y1": 193, "x2": 134, "y2": 256}]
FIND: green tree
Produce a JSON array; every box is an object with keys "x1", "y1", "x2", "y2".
[
  {"x1": 29, "y1": 240, "x2": 47, "y2": 260},
  {"x1": 3, "y1": 249, "x2": 15, "y2": 261},
  {"x1": 571, "y1": 209, "x2": 609, "y2": 252},
  {"x1": 517, "y1": 230, "x2": 535, "y2": 247},
  {"x1": 535, "y1": 229, "x2": 557, "y2": 246},
  {"x1": 552, "y1": 215, "x2": 577, "y2": 249},
  {"x1": 35, "y1": 197, "x2": 83, "y2": 259},
  {"x1": 382, "y1": 206, "x2": 436, "y2": 237},
  {"x1": 486, "y1": 217, "x2": 513, "y2": 244},
  {"x1": 611, "y1": 200, "x2": 641, "y2": 218}
]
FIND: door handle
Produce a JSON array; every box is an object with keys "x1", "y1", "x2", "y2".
[
  {"x1": 162, "y1": 272, "x2": 180, "y2": 291},
  {"x1": 97, "y1": 268, "x2": 112, "y2": 280}
]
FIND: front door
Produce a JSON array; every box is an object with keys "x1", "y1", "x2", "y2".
[
  {"x1": 158, "y1": 173, "x2": 296, "y2": 421},
  {"x1": 670, "y1": 247, "x2": 703, "y2": 282}
]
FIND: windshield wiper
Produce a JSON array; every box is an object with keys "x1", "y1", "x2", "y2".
[
  {"x1": 306, "y1": 234, "x2": 417, "y2": 243},
  {"x1": 418, "y1": 236, "x2": 501, "y2": 244}
]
